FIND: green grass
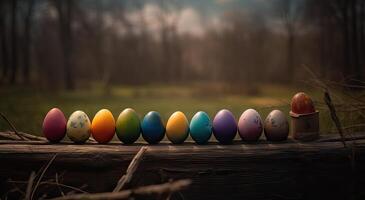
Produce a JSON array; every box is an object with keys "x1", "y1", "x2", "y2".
[{"x1": 0, "y1": 83, "x2": 363, "y2": 141}]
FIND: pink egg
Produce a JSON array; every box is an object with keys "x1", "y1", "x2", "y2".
[
  {"x1": 42, "y1": 108, "x2": 67, "y2": 142},
  {"x1": 238, "y1": 109, "x2": 263, "y2": 142}
]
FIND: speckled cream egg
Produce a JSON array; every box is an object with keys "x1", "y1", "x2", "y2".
[
  {"x1": 264, "y1": 110, "x2": 289, "y2": 141},
  {"x1": 67, "y1": 110, "x2": 91, "y2": 143}
]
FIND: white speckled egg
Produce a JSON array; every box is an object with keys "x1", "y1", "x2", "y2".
[
  {"x1": 264, "y1": 110, "x2": 289, "y2": 141},
  {"x1": 67, "y1": 111, "x2": 91, "y2": 143}
]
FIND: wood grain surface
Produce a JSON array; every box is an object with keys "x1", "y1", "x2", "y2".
[{"x1": 1, "y1": 133, "x2": 365, "y2": 199}]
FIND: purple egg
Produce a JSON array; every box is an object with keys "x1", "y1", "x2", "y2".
[
  {"x1": 42, "y1": 108, "x2": 67, "y2": 143},
  {"x1": 238, "y1": 109, "x2": 263, "y2": 142},
  {"x1": 212, "y1": 109, "x2": 237, "y2": 144}
]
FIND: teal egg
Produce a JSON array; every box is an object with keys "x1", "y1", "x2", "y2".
[{"x1": 189, "y1": 111, "x2": 212, "y2": 144}]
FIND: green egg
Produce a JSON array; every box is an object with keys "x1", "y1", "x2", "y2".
[{"x1": 116, "y1": 108, "x2": 141, "y2": 144}]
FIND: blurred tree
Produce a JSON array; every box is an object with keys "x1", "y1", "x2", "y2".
[
  {"x1": 218, "y1": 12, "x2": 250, "y2": 90},
  {"x1": 94, "y1": 0, "x2": 104, "y2": 83},
  {"x1": 0, "y1": 1, "x2": 9, "y2": 82},
  {"x1": 303, "y1": 0, "x2": 333, "y2": 78},
  {"x1": 10, "y1": 0, "x2": 18, "y2": 84},
  {"x1": 34, "y1": 2, "x2": 63, "y2": 90},
  {"x1": 21, "y1": 0, "x2": 35, "y2": 84},
  {"x1": 54, "y1": 0, "x2": 75, "y2": 90},
  {"x1": 350, "y1": 0, "x2": 360, "y2": 81},
  {"x1": 1, "y1": 0, "x2": 363, "y2": 89},
  {"x1": 279, "y1": 0, "x2": 299, "y2": 83},
  {"x1": 158, "y1": 0, "x2": 182, "y2": 83},
  {"x1": 361, "y1": 0, "x2": 365, "y2": 77},
  {"x1": 303, "y1": 0, "x2": 364, "y2": 82},
  {"x1": 331, "y1": 0, "x2": 363, "y2": 82}
]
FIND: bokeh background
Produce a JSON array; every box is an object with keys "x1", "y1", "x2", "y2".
[{"x1": 0, "y1": 0, "x2": 364, "y2": 138}]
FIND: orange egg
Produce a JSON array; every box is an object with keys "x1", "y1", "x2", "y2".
[
  {"x1": 166, "y1": 111, "x2": 189, "y2": 144},
  {"x1": 91, "y1": 109, "x2": 115, "y2": 144}
]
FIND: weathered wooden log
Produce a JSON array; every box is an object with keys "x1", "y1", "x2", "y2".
[{"x1": 1, "y1": 133, "x2": 365, "y2": 200}]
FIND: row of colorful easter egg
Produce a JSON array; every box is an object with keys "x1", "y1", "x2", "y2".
[{"x1": 42, "y1": 108, "x2": 289, "y2": 144}]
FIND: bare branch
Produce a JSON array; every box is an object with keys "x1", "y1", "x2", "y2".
[
  {"x1": 0, "y1": 131, "x2": 47, "y2": 141},
  {"x1": 324, "y1": 89, "x2": 347, "y2": 147},
  {"x1": 25, "y1": 171, "x2": 36, "y2": 200},
  {"x1": 51, "y1": 179, "x2": 191, "y2": 200},
  {"x1": 113, "y1": 146, "x2": 148, "y2": 192},
  {"x1": 0, "y1": 132, "x2": 23, "y2": 140},
  {"x1": 0, "y1": 112, "x2": 28, "y2": 140},
  {"x1": 303, "y1": 65, "x2": 348, "y2": 147},
  {"x1": 31, "y1": 154, "x2": 58, "y2": 200},
  {"x1": 38, "y1": 181, "x2": 89, "y2": 194},
  {"x1": 55, "y1": 173, "x2": 65, "y2": 197}
]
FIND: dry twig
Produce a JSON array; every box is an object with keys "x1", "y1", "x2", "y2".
[
  {"x1": 113, "y1": 146, "x2": 148, "y2": 192},
  {"x1": 18, "y1": 131, "x2": 47, "y2": 141},
  {"x1": 55, "y1": 173, "x2": 65, "y2": 197},
  {"x1": 0, "y1": 132, "x2": 23, "y2": 140},
  {"x1": 7, "y1": 156, "x2": 89, "y2": 199},
  {"x1": 7, "y1": 180, "x2": 89, "y2": 195},
  {"x1": 31, "y1": 154, "x2": 58, "y2": 200},
  {"x1": 25, "y1": 172, "x2": 36, "y2": 200},
  {"x1": 0, "y1": 112, "x2": 28, "y2": 140},
  {"x1": 0, "y1": 131, "x2": 47, "y2": 141},
  {"x1": 38, "y1": 181, "x2": 88, "y2": 194},
  {"x1": 7, "y1": 131, "x2": 48, "y2": 141},
  {"x1": 303, "y1": 66, "x2": 348, "y2": 147},
  {"x1": 50, "y1": 179, "x2": 192, "y2": 200},
  {"x1": 324, "y1": 90, "x2": 347, "y2": 147}
]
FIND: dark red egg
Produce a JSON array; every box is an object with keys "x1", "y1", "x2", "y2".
[
  {"x1": 42, "y1": 108, "x2": 67, "y2": 142},
  {"x1": 291, "y1": 92, "x2": 315, "y2": 114}
]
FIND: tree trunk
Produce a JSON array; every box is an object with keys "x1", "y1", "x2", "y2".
[
  {"x1": 64, "y1": 0, "x2": 74, "y2": 90},
  {"x1": 341, "y1": 1, "x2": 351, "y2": 79},
  {"x1": 10, "y1": 0, "x2": 18, "y2": 84},
  {"x1": 359, "y1": 0, "x2": 365, "y2": 80},
  {"x1": 22, "y1": 0, "x2": 35, "y2": 84},
  {"x1": 350, "y1": 0, "x2": 361, "y2": 81},
  {"x1": 55, "y1": 0, "x2": 75, "y2": 90},
  {"x1": 174, "y1": 37, "x2": 183, "y2": 82},
  {"x1": 319, "y1": 14, "x2": 327, "y2": 78},
  {"x1": 161, "y1": 28, "x2": 171, "y2": 83},
  {"x1": 94, "y1": 0, "x2": 104, "y2": 82},
  {"x1": 287, "y1": 25, "x2": 294, "y2": 82},
  {"x1": 0, "y1": 1, "x2": 9, "y2": 82}
]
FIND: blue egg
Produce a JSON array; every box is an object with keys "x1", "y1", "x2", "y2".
[
  {"x1": 141, "y1": 111, "x2": 165, "y2": 144},
  {"x1": 189, "y1": 111, "x2": 212, "y2": 144}
]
